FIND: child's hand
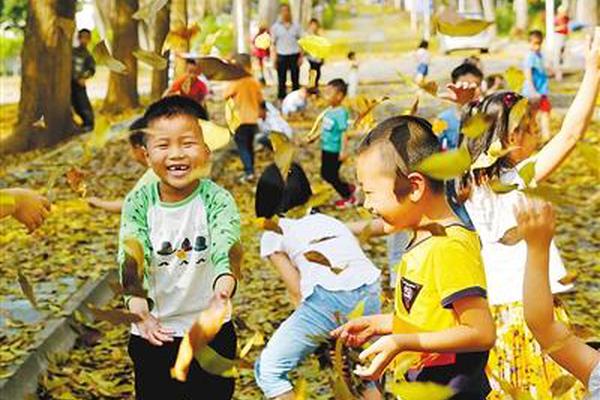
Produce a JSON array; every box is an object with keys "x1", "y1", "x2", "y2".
[
  {"x1": 585, "y1": 27, "x2": 600, "y2": 72},
  {"x1": 7, "y1": 188, "x2": 51, "y2": 233},
  {"x1": 331, "y1": 315, "x2": 391, "y2": 347},
  {"x1": 514, "y1": 197, "x2": 555, "y2": 250},
  {"x1": 354, "y1": 335, "x2": 403, "y2": 380},
  {"x1": 129, "y1": 296, "x2": 174, "y2": 346},
  {"x1": 86, "y1": 197, "x2": 104, "y2": 209}
]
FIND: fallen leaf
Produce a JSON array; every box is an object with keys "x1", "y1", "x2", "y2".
[
  {"x1": 491, "y1": 373, "x2": 535, "y2": 400},
  {"x1": 389, "y1": 381, "x2": 455, "y2": 400},
  {"x1": 17, "y1": 271, "x2": 37, "y2": 308},
  {"x1": 296, "y1": 378, "x2": 308, "y2": 400},
  {"x1": 65, "y1": 167, "x2": 87, "y2": 197},
  {"x1": 92, "y1": 41, "x2": 127, "y2": 74},
  {"x1": 461, "y1": 113, "x2": 493, "y2": 139},
  {"x1": 498, "y1": 226, "x2": 523, "y2": 246},
  {"x1": 415, "y1": 145, "x2": 471, "y2": 180},
  {"x1": 304, "y1": 251, "x2": 332, "y2": 267},
  {"x1": 270, "y1": 132, "x2": 295, "y2": 180},
  {"x1": 87, "y1": 304, "x2": 142, "y2": 325},
  {"x1": 133, "y1": 49, "x2": 167, "y2": 70},
  {"x1": 505, "y1": 66, "x2": 525, "y2": 92},
  {"x1": 578, "y1": 142, "x2": 600, "y2": 176},
  {"x1": 298, "y1": 35, "x2": 332, "y2": 59},
  {"x1": 239, "y1": 331, "x2": 264, "y2": 359},
  {"x1": 558, "y1": 270, "x2": 578, "y2": 285},
  {"x1": 550, "y1": 374, "x2": 577, "y2": 397}
]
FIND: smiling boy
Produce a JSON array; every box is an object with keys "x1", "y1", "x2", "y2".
[{"x1": 118, "y1": 96, "x2": 240, "y2": 399}]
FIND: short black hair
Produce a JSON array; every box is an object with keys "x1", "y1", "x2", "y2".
[
  {"x1": 451, "y1": 62, "x2": 484, "y2": 84},
  {"x1": 255, "y1": 162, "x2": 312, "y2": 218},
  {"x1": 309, "y1": 18, "x2": 320, "y2": 25},
  {"x1": 529, "y1": 30, "x2": 544, "y2": 41},
  {"x1": 357, "y1": 115, "x2": 445, "y2": 195},
  {"x1": 419, "y1": 40, "x2": 429, "y2": 49},
  {"x1": 128, "y1": 117, "x2": 147, "y2": 147},
  {"x1": 78, "y1": 29, "x2": 91, "y2": 36},
  {"x1": 327, "y1": 78, "x2": 348, "y2": 97},
  {"x1": 347, "y1": 51, "x2": 356, "y2": 60},
  {"x1": 143, "y1": 95, "x2": 208, "y2": 127}
]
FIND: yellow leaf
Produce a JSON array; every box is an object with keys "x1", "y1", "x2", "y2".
[
  {"x1": 92, "y1": 40, "x2": 127, "y2": 74},
  {"x1": 132, "y1": 0, "x2": 168, "y2": 25},
  {"x1": 304, "y1": 251, "x2": 332, "y2": 267},
  {"x1": 0, "y1": 191, "x2": 15, "y2": 209},
  {"x1": 254, "y1": 31, "x2": 271, "y2": 50},
  {"x1": 295, "y1": 378, "x2": 308, "y2": 400},
  {"x1": 347, "y1": 299, "x2": 365, "y2": 320},
  {"x1": 87, "y1": 304, "x2": 142, "y2": 326},
  {"x1": 418, "y1": 80, "x2": 438, "y2": 96},
  {"x1": 270, "y1": 132, "x2": 295, "y2": 180},
  {"x1": 522, "y1": 186, "x2": 568, "y2": 205},
  {"x1": 352, "y1": 96, "x2": 388, "y2": 131},
  {"x1": 550, "y1": 375, "x2": 577, "y2": 397},
  {"x1": 122, "y1": 237, "x2": 145, "y2": 278},
  {"x1": 195, "y1": 344, "x2": 238, "y2": 378},
  {"x1": 391, "y1": 352, "x2": 421, "y2": 379},
  {"x1": 431, "y1": 119, "x2": 448, "y2": 135},
  {"x1": 17, "y1": 271, "x2": 37, "y2": 308},
  {"x1": 508, "y1": 98, "x2": 529, "y2": 134},
  {"x1": 435, "y1": 8, "x2": 493, "y2": 37},
  {"x1": 197, "y1": 56, "x2": 250, "y2": 81},
  {"x1": 558, "y1": 270, "x2": 578, "y2": 285},
  {"x1": 254, "y1": 217, "x2": 284, "y2": 234},
  {"x1": 305, "y1": 107, "x2": 331, "y2": 143},
  {"x1": 518, "y1": 161, "x2": 536, "y2": 187},
  {"x1": 298, "y1": 35, "x2": 332, "y2": 59},
  {"x1": 578, "y1": 142, "x2": 600, "y2": 176},
  {"x1": 87, "y1": 115, "x2": 112, "y2": 150},
  {"x1": 133, "y1": 48, "x2": 168, "y2": 70},
  {"x1": 65, "y1": 167, "x2": 87, "y2": 197},
  {"x1": 200, "y1": 30, "x2": 222, "y2": 54},
  {"x1": 228, "y1": 241, "x2": 244, "y2": 280},
  {"x1": 505, "y1": 66, "x2": 525, "y2": 92},
  {"x1": 198, "y1": 119, "x2": 231, "y2": 151},
  {"x1": 333, "y1": 337, "x2": 354, "y2": 400},
  {"x1": 225, "y1": 99, "x2": 241, "y2": 133},
  {"x1": 461, "y1": 113, "x2": 493, "y2": 139},
  {"x1": 415, "y1": 145, "x2": 471, "y2": 180},
  {"x1": 498, "y1": 226, "x2": 523, "y2": 246},
  {"x1": 239, "y1": 331, "x2": 264, "y2": 359},
  {"x1": 389, "y1": 381, "x2": 455, "y2": 400}
]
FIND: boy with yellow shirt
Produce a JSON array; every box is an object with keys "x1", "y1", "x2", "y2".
[{"x1": 332, "y1": 116, "x2": 495, "y2": 399}]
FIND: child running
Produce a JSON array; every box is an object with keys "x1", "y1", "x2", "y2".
[
  {"x1": 320, "y1": 79, "x2": 356, "y2": 209},
  {"x1": 118, "y1": 96, "x2": 240, "y2": 400},
  {"x1": 415, "y1": 40, "x2": 430, "y2": 84},
  {"x1": 518, "y1": 198, "x2": 600, "y2": 399},
  {"x1": 459, "y1": 27, "x2": 600, "y2": 399},
  {"x1": 254, "y1": 162, "x2": 382, "y2": 400},
  {"x1": 333, "y1": 116, "x2": 496, "y2": 399}
]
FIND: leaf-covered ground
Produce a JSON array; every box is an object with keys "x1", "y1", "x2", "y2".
[{"x1": 0, "y1": 74, "x2": 598, "y2": 399}]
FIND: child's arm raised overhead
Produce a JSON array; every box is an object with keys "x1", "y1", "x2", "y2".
[
  {"x1": 518, "y1": 198, "x2": 600, "y2": 386},
  {"x1": 535, "y1": 28, "x2": 600, "y2": 182},
  {"x1": 267, "y1": 252, "x2": 301, "y2": 306}
]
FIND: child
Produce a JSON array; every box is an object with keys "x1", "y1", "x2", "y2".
[
  {"x1": 253, "y1": 162, "x2": 382, "y2": 400},
  {"x1": 320, "y1": 79, "x2": 356, "y2": 209},
  {"x1": 224, "y1": 53, "x2": 264, "y2": 183},
  {"x1": 518, "y1": 198, "x2": 600, "y2": 399},
  {"x1": 459, "y1": 28, "x2": 600, "y2": 399},
  {"x1": 87, "y1": 118, "x2": 158, "y2": 213},
  {"x1": 332, "y1": 116, "x2": 496, "y2": 399},
  {"x1": 0, "y1": 188, "x2": 51, "y2": 232},
  {"x1": 119, "y1": 96, "x2": 240, "y2": 400},
  {"x1": 281, "y1": 87, "x2": 308, "y2": 117},
  {"x1": 522, "y1": 30, "x2": 552, "y2": 141},
  {"x1": 252, "y1": 24, "x2": 271, "y2": 85},
  {"x1": 165, "y1": 59, "x2": 209, "y2": 108},
  {"x1": 71, "y1": 28, "x2": 96, "y2": 132},
  {"x1": 306, "y1": 18, "x2": 324, "y2": 91},
  {"x1": 347, "y1": 51, "x2": 359, "y2": 98},
  {"x1": 257, "y1": 101, "x2": 293, "y2": 149},
  {"x1": 554, "y1": 3, "x2": 570, "y2": 78},
  {"x1": 415, "y1": 40, "x2": 430, "y2": 84}
]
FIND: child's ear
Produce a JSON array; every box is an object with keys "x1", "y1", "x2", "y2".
[{"x1": 406, "y1": 173, "x2": 427, "y2": 202}]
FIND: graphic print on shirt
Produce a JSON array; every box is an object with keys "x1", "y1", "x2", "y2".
[
  {"x1": 400, "y1": 277, "x2": 423, "y2": 313},
  {"x1": 154, "y1": 235, "x2": 209, "y2": 268}
]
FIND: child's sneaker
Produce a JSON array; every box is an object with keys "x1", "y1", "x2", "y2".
[
  {"x1": 238, "y1": 174, "x2": 256, "y2": 184},
  {"x1": 335, "y1": 195, "x2": 357, "y2": 209}
]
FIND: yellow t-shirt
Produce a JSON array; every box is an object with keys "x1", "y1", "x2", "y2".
[{"x1": 393, "y1": 224, "x2": 491, "y2": 397}]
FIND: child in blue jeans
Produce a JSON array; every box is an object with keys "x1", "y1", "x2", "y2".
[{"x1": 253, "y1": 162, "x2": 382, "y2": 400}]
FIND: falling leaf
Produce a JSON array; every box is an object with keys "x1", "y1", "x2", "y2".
[
  {"x1": 418, "y1": 223, "x2": 447, "y2": 236},
  {"x1": 239, "y1": 331, "x2": 264, "y2": 359},
  {"x1": 505, "y1": 66, "x2": 525, "y2": 92},
  {"x1": 558, "y1": 270, "x2": 578, "y2": 285},
  {"x1": 498, "y1": 226, "x2": 523, "y2": 246},
  {"x1": 418, "y1": 80, "x2": 438, "y2": 96},
  {"x1": 254, "y1": 31, "x2": 271, "y2": 50},
  {"x1": 491, "y1": 373, "x2": 535, "y2": 400},
  {"x1": 522, "y1": 186, "x2": 568, "y2": 205},
  {"x1": 333, "y1": 337, "x2": 354, "y2": 400},
  {"x1": 508, "y1": 98, "x2": 529, "y2": 134},
  {"x1": 17, "y1": 271, "x2": 37, "y2": 308},
  {"x1": 200, "y1": 30, "x2": 222, "y2": 55},
  {"x1": 298, "y1": 35, "x2": 332, "y2": 59},
  {"x1": 254, "y1": 217, "x2": 283, "y2": 234},
  {"x1": 65, "y1": 167, "x2": 87, "y2": 197},
  {"x1": 0, "y1": 191, "x2": 15, "y2": 210},
  {"x1": 121, "y1": 237, "x2": 146, "y2": 297},
  {"x1": 391, "y1": 352, "x2": 421, "y2": 379},
  {"x1": 228, "y1": 241, "x2": 243, "y2": 280},
  {"x1": 305, "y1": 107, "x2": 331, "y2": 143},
  {"x1": 122, "y1": 237, "x2": 145, "y2": 276},
  {"x1": 415, "y1": 145, "x2": 471, "y2": 180},
  {"x1": 550, "y1": 374, "x2": 577, "y2": 397},
  {"x1": 352, "y1": 96, "x2": 389, "y2": 131},
  {"x1": 163, "y1": 24, "x2": 201, "y2": 53},
  {"x1": 407, "y1": 97, "x2": 419, "y2": 116},
  {"x1": 518, "y1": 161, "x2": 536, "y2": 187},
  {"x1": 461, "y1": 113, "x2": 493, "y2": 139},
  {"x1": 92, "y1": 41, "x2": 127, "y2": 74},
  {"x1": 489, "y1": 179, "x2": 519, "y2": 194},
  {"x1": 87, "y1": 304, "x2": 142, "y2": 325},
  {"x1": 133, "y1": 49, "x2": 167, "y2": 70},
  {"x1": 347, "y1": 299, "x2": 365, "y2": 320},
  {"x1": 225, "y1": 99, "x2": 241, "y2": 133},
  {"x1": 198, "y1": 119, "x2": 231, "y2": 151},
  {"x1": 270, "y1": 132, "x2": 295, "y2": 180},
  {"x1": 195, "y1": 345, "x2": 238, "y2": 378},
  {"x1": 471, "y1": 141, "x2": 518, "y2": 170},
  {"x1": 132, "y1": 0, "x2": 168, "y2": 26},
  {"x1": 296, "y1": 378, "x2": 308, "y2": 400},
  {"x1": 195, "y1": 57, "x2": 250, "y2": 81},
  {"x1": 431, "y1": 119, "x2": 449, "y2": 135},
  {"x1": 434, "y1": 8, "x2": 493, "y2": 37},
  {"x1": 578, "y1": 142, "x2": 600, "y2": 176},
  {"x1": 389, "y1": 381, "x2": 455, "y2": 400},
  {"x1": 304, "y1": 251, "x2": 332, "y2": 267}
]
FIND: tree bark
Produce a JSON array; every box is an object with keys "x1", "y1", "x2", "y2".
[
  {"x1": 233, "y1": 0, "x2": 250, "y2": 53},
  {"x1": 102, "y1": 0, "x2": 139, "y2": 114},
  {"x1": 482, "y1": 0, "x2": 496, "y2": 37},
  {"x1": 151, "y1": 3, "x2": 170, "y2": 100},
  {"x1": 258, "y1": 0, "x2": 279, "y2": 27},
  {"x1": 8, "y1": 0, "x2": 77, "y2": 154},
  {"x1": 513, "y1": 0, "x2": 528, "y2": 33},
  {"x1": 576, "y1": 0, "x2": 598, "y2": 29},
  {"x1": 170, "y1": 0, "x2": 188, "y2": 78}
]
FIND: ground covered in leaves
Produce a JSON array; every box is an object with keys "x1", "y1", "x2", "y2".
[{"x1": 0, "y1": 75, "x2": 598, "y2": 399}]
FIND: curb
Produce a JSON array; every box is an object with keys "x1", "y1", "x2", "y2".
[{"x1": 0, "y1": 135, "x2": 234, "y2": 400}]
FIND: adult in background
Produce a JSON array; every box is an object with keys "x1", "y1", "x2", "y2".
[
  {"x1": 71, "y1": 29, "x2": 96, "y2": 132},
  {"x1": 270, "y1": 4, "x2": 302, "y2": 100}
]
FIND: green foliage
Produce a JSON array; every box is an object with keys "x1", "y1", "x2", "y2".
[
  {"x1": 193, "y1": 14, "x2": 234, "y2": 57},
  {"x1": 0, "y1": 0, "x2": 27, "y2": 30},
  {"x1": 0, "y1": 34, "x2": 22, "y2": 75},
  {"x1": 322, "y1": 2, "x2": 336, "y2": 29},
  {"x1": 495, "y1": 3, "x2": 515, "y2": 36}
]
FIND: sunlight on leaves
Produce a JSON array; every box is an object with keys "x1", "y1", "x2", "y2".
[
  {"x1": 298, "y1": 35, "x2": 332, "y2": 59},
  {"x1": 505, "y1": 67, "x2": 525, "y2": 92},
  {"x1": 132, "y1": 49, "x2": 168, "y2": 70},
  {"x1": 415, "y1": 145, "x2": 471, "y2": 180},
  {"x1": 92, "y1": 41, "x2": 127, "y2": 75},
  {"x1": 389, "y1": 381, "x2": 455, "y2": 400}
]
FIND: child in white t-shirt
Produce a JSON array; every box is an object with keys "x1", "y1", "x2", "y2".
[
  {"x1": 253, "y1": 162, "x2": 382, "y2": 400},
  {"x1": 257, "y1": 101, "x2": 293, "y2": 149},
  {"x1": 281, "y1": 87, "x2": 308, "y2": 117}
]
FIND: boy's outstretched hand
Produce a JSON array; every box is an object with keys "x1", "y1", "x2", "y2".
[
  {"x1": 1, "y1": 188, "x2": 51, "y2": 233},
  {"x1": 331, "y1": 314, "x2": 393, "y2": 348},
  {"x1": 514, "y1": 197, "x2": 555, "y2": 251},
  {"x1": 354, "y1": 335, "x2": 403, "y2": 380},
  {"x1": 129, "y1": 296, "x2": 174, "y2": 346}
]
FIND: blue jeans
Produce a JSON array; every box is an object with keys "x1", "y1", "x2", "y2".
[{"x1": 254, "y1": 282, "x2": 381, "y2": 398}]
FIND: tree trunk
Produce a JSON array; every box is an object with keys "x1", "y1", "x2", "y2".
[
  {"x1": 151, "y1": 3, "x2": 170, "y2": 100},
  {"x1": 482, "y1": 0, "x2": 496, "y2": 37},
  {"x1": 102, "y1": 0, "x2": 139, "y2": 114},
  {"x1": 513, "y1": 0, "x2": 528, "y2": 33},
  {"x1": 301, "y1": 0, "x2": 312, "y2": 28},
  {"x1": 259, "y1": 0, "x2": 279, "y2": 26},
  {"x1": 8, "y1": 0, "x2": 76, "y2": 154},
  {"x1": 233, "y1": 0, "x2": 250, "y2": 53},
  {"x1": 576, "y1": 0, "x2": 598, "y2": 29},
  {"x1": 170, "y1": 0, "x2": 188, "y2": 78}
]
